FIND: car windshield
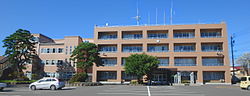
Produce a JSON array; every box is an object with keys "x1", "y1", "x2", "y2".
[{"x1": 241, "y1": 77, "x2": 247, "y2": 81}]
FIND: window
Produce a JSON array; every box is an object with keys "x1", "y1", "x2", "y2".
[
  {"x1": 51, "y1": 60, "x2": 55, "y2": 65},
  {"x1": 201, "y1": 31, "x2": 221, "y2": 38},
  {"x1": 122, "y1": 31, "x2": 143, "y2": 40},
  {"x1": 52, "y1": 48, "x2": 56, "y2": 53},
  {"x1": 175, "y1": 58, "x2": 196, "y2": 66},
  {"x1": 38, "y1": 80, "x2": 45, "y2": 83},
  {"x1": 241, "y1": 77, "x2": 247, "y2": 81},
  {"x1": 174, "y1": 44, "x2": 195, "y2": 52},
  {"x1": 98, "y1": 32, "x2": 117, "y2": 40},
  {"x1": 45, "y1": 72, "x2": 56, "y2": 77},
  {"x1": 101, "y1": 58, "x2": 117, "y2": 66},
  {"x1": 158, "y1": 58, "x2": 169, "y2": 66},
  {"x1": 41, "y1": 60, "x2": 45, "y2": 65},
  {"x1": 99, "y1": 34, "x2": 117, "y2": 40},
  {"x1": 69, "y1": 59, "x2": 72, "y2": 65},
  {"x1": 46, "y1": 48, "x2": 50, "y2": 53},
  {"x1": 122, "y1": 46, "x2": 142, "y2": 52},
  {"x1": 202, "y1": 57, "x2": 224, "y2": 66},
  {"x1": 70, "y1": 46, "x2": 72, "y2": 54},
  {"x1": 45, "y1": 60, "x2": 49, "y2": 65},
  {"x1": 122, "y1": 72, "x2": 137, "y2": 80},
  {"x1": 83, "y1": 40, "x2": 89, "y2": 43},
  {"x1": 122, "y1": 58, "x2": 126, "y2": 66},
  {"x1": 123, "y1": 34, "x2": 142, "y2": 39},
  {"x1": 99, "y1": 46, "x2": 117, "y2": 52},
  {"x1": 202, "y1": 43, "x2": 223, "y2": 52},
  {"x1": 174, "y1": 31, "x2": 195, "y2": 38},
  {"x1": 203, "y1": 72, "x2": 224, "y2": 80},
  {"x1": 148, "y1": 33, "x2": 168, "y2": 39},
  {"x1": 65, "y1": 46, "x2": 68, "y2": 55},
  {"x1": 58, "y1": 48, "x2": 63, "y2": 53},
  {"x1": 57, "y1": 60, "x2": 63, "y2": 66},
  {"x1": 41, "y1": 48, "x2": 44, "y2": 53},
  {"x1": 98, "y1": 71, "x2": 117, "y2": 80},
  {"x1": 148, "y1": 45, "x2": 168, "y2": 52}
]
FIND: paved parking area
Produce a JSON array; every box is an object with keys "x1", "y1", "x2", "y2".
[{"x1": 0, "y1": 85, "x2": 249, "y2": 96}]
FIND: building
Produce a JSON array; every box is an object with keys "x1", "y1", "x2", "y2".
[
  {"x1": 23, "y1": 34, "x2": 93, "y2": 80},
  {"x1": 92, "y1": 23, "x2": 231, "y2": 84},
  {"x1": 0, "y1": 56, "x2": 11, "y2": 79},
  {"x1": 231, "y1": 66, "x2": 248, "y2": 78}
]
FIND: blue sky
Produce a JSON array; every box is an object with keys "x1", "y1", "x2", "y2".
[{"x1": 0, "y1": 0, "x2": 250, "y2": 64}]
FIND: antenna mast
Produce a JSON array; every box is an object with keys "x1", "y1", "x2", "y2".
[
  {"x1": 148, "y1": 12, "x2": 150, "y2": 25},
  {"x1": 164, "y1": 9, "x2": 166, "y2": 25},
  {"x1": 156, "y1": 8, "x2": 158, "y2": 24},
  {"x1": 170, "y1": 0, "x2": 173, "y2": 25},
  {"x1": 133, "y1": 0, "x2": 141, "y2": 25}
]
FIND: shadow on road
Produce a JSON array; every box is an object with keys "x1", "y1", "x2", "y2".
[
  {"x1": 61, "y1": 87, "x2": 77, "y2": 90},
  {"x1": 0, "y1": 89, "x2": 14, "y2": 92}
]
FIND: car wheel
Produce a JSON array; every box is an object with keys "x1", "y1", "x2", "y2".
[
  {"x1": 247, "y1": 86, "x2": 250, "y2": 90},
  {"x1": 50, "y1": 85, "x2": 56, "y2": 90},
  {"x1": 30, "y1": 85, "x2": 36, "y2": 91},
  {"x1": 0, "y1": 87, "x2": 4, "y2": 91}
]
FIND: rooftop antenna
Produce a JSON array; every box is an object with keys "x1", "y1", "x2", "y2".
[
  {"x1": 147, "y1": 12, "x2": 151, "y2": 25},
  {"x1": 164, "y1": 9, "x2": 166, "y2": 25},
  {"x1": 170, "y1": 0, "x2": 173, "y2": 25},
  {"x1": 156, "y1": 8, "x2": 158, "y2": 24},
  {"x1": 133, "y1": 0, "x2": 141, "y2": 25}
]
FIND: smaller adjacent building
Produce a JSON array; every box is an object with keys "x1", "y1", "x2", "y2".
[
  {"x1": 23, "y1": 34, "x2": 93, "y2": 80},
  {"x1": 0, "y1": 56, "x2": 10, "y2": 78},
  {"x1": 231, "y1": 66, "x2": 248, "y2": 78}
]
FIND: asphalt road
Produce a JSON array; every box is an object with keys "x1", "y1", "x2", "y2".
[{"x1": 0, "y1": 85, "x2": 249, "y2": 96}]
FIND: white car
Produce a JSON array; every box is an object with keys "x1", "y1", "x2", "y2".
[
  {"x1": 0, "y1": 83, "x2": 7, "y2": 91},
  {"x1": 29, "y1": 77, "x2": 65, "y2": 90}
]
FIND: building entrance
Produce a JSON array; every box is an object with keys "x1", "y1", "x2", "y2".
[{"x1": 174, "y1": 71, "x2": 196, "y2": 84}]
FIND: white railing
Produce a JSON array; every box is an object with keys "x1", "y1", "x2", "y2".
[{"x1": 95, "y1": 22, "x2": 222, "y2": 28}]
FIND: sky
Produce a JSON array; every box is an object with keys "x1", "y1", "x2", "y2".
[{"x1": 0, "y1": 0, "x2": 250, "y2": 65}]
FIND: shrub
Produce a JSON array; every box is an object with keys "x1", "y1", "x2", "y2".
[
  {"x1": 69, "y1": 73, "x2": 88, "y2": 83},
  {"x1": 130, "y1": 80, "x2": 139, "y2": 85},
  {"x1": 31, "y1": 74, "x2": 41, "y2": 80},
  {"x1": 0, "y1": 80, "x2": 36, "y2": 84}
]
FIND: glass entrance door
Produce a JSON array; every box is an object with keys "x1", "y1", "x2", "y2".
[{"x1": 152, "y1": 74, "x2": 167, "y2": 84}]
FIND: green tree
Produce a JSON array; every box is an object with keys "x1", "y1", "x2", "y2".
[
  {"x1": 70, "y1": 42, "x2": 99, "y2": 73},
  {"x1": 124, "y1": 53, "x2": 159, "y2": 84},
  {"x1": 2, "y1": 29, "x2": 36, "y2": 79}
]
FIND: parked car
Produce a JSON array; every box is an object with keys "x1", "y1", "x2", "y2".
[
  {"x1": 29, "y1": 77, "x2": 65, "y2": 90},
  {"x1": 0, "y1": 83, "x2": 7, "y2": 91},
  {"x1": 240, "y1": 76, "x2": 250, "y2": 90}
]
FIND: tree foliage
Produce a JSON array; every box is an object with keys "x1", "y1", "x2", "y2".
[
  {"x1": 70, "y1": 42, "x2": 99, "y2": 73},
  {"x1": 236, "y1": 53, "x2": 250, "y2": 75},
  {"x1": 124, "y1": 53, "x2": 159, "y2": 84},
  {"x1": 2, "y1": 29, "x2": 36, "y2": 78},
  {"x1": 69, "y1": 73, "x2": 88, "y2": 83}
]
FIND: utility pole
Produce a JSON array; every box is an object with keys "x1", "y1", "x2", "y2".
[{"x1": 231, "y1": 35, "x2": 235, "y2": 77}]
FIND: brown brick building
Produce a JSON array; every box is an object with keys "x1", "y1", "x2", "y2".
[
  {"x1": 92, "y1": 23, "x2": 231, "y2": 84},
  {"x1": 23, "y1": 34, "x2": 93, "y2": 80}
]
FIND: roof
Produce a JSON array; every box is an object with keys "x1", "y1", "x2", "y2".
[
  {"x1": 0, "y1": 56, "x2": 8, "y2": 64},
  {"x1": 95, "y1": 22, "x2": 225, "y2": 28}
]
